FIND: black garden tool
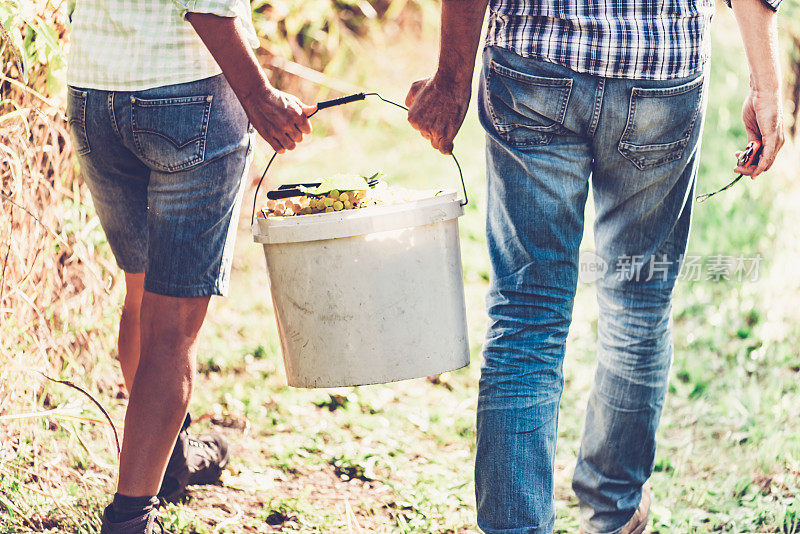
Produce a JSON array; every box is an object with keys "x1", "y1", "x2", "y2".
[{"x1": 696, "y1": 140, "x2": 762, "y2": 203}]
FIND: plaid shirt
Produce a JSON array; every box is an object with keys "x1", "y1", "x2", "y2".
[
  {"x1": 486, "y1": 0, "x2": 780, "y2": 81},
  {"x1": 67, "y1": 0, "x2": 258, "y2": 91}
]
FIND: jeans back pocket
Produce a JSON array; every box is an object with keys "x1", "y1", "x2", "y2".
[
  {"x1": 131, "y1": 95, "x2": 212, "y2": 173},
  {"x1": 618, "y1": 75, "x2": 705, "y2": 170},
  {"x1": 484, "y1": 60, "x2": 572, "y2": 147},
  {"x1": 66, "y1": 87, "x2": 91, "y2": 156}
]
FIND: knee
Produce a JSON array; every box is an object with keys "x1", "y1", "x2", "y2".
[
  {"x1": 140, "y1": 292, "x2": 210, "y2": 347},
  {"x1": 479, "y1": 345, "x2": 566, "y2": 414},
  {"x1": 595, "y1": 336, "x2": 673, "y2": 390},
  {"x1": 596, "y1": 284, "x2": 672, "y2": 351},
  {"x1": 136, "y1": 293, "x2": 208, "y2": 405},
  {"x1": 484, "y1": 286, "x2": 574, "y2": 364}
]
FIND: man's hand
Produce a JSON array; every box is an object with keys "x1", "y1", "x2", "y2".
[
  {"x1": 241, "y1": 83, "x2": 316, "y2": 154},
  {"x1": 736, "y1": 88, "x2": 784, "y2": 177},
  {"x1": 406, "y1": 76, "x2": 471, "y2": 155},
  {"x1": 731, "y1": 0, "x2": 784, "y2": 178},
  {"x1": 405, "y1": 0, "x2": 488, "y2": 154}
]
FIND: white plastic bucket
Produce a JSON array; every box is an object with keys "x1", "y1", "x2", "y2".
[{"x1": 252, "y1": 191, "x2": 470, "y2": 388}]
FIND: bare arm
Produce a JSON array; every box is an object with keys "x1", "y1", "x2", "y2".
[
  {"x1": 187, "y1": 13, "x2": 315, "y2": 153},
  {"x1": 406, "y1": 0, "x2": 489, "y2": 154},
  {"x1": 731, "y1": 0, "x2": 784, "y2": 176}
]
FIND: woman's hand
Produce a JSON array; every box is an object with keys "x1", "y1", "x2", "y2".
[
  {"x1": 187, "y1": 13, "x2": 315, "y2": 154},
  {"x1": 240, "y1": 83, "x2": 316, "y2": 153}
]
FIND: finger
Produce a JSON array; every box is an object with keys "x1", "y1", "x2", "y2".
[
  {"x1": 286, "y1": 125, "x2": 303, "y2": 143},
  {"x1": 279, "y1": 133, "x2": 297, "y2": 152},
  {"x1": 755, "y1": 135, "x2": 780, "y2": 176},
  {"x1": 734, "y1": 164, "x2": 756, "y2": 177},
  {"x1": 405, "y1": 80, "x2": 425, "y2": 108},
  {"x1": 293, "y1": 123, "x2": 309, "y2": 142},
  {"x1": 430, "y1": 133, "x2": 447, "y2": 155},
  {"x1": 270, "y1": 136, "x2": 286, "y2": 154},
  {"x1": 296, "y1": 116, "x2": 312, "y2": 135},
  {"x1": 442, "y1": 125, "x2": 459, "y2": 155},
  {"x1": 734, "y1": 153, "x2": 758, "y2": 176},
  {"x1": 762, "y1": 130, "x2": 784, "y2": 174},
  {"x1": 441, "y1": 137, "x2": 454, "y2": 155},
  {"x1": 408, "y1": 113, "x2": 424, "y2": 132},
  {"x1": 302, "y1": 104, "x2": 317, "y2": 116},
  {"x1": 405, "y1": 86, "x2": 417, "y2": 109}
]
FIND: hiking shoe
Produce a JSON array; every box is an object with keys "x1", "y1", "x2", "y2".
[
  {"x1": 100, "y1": 505, "x2": 163, "y2": 534},
  {"x1": 579, "y1": 484, "x2": 651, "y2": 534},
  {"x1": 158, "y1": 414, "x2": 230, "y2": 502}
]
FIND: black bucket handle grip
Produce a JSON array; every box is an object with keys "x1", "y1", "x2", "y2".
[{"x1": 315, "y1": 92, "x2": 366, "y2": 111}]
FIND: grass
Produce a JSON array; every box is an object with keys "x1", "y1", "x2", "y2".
[{"x1": 2, "y1": 7, "x2": 800, "y2": 534}]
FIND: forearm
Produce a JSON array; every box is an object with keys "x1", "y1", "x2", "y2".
[
  {"x1": 187, "y1": 12, "x2": 313, "y2": 153},
  {"x1": 405, "y1": 0, "x2": 488, "y2": 153},
  {"x1": 732, "y1": 0, "x2": 780, "y2": 92},
  {"x1": 187, "y1": 13, "x2": 269, "y2": 101},
  {"x1": 435, "y1": 0, "x2": 489, "y2": 86}
]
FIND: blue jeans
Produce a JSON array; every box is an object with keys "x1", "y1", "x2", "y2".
[
  {"x1": 475, "y1": 46, "x2": 707, "y2": 534},
  {"x1": 66, "y1": 74, "x2": 253, "y2": 297}
]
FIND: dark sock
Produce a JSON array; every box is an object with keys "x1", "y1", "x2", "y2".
[{"x1": 109, "y1": 493, "x2": 159, "y2": 523}]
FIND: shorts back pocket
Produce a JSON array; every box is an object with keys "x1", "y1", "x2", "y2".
[
  {"x1": 66, "y1": 87, "x2": 91, "y2": 156},
  {"x1": 618, "y1": 75, "x2": 705, "y2": 170},
  {"x1": 131, "y1": 95, "x2": 212, "y2": 173}
]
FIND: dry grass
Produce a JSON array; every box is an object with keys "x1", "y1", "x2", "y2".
[{"x1": 1, "y1": 4, "x2": 123, "y2": 529}]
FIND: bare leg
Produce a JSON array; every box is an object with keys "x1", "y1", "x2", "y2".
[
  {"x1": 116, "y1": 291, "x2": 210, "y2": 496},
  {"x1": 118, "y1": 272, "x2": 145, "y2": 393}
]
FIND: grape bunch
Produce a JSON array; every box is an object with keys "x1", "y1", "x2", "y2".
[{"x1": 261, "y1": 189, "x2": 368, "y2": 218}]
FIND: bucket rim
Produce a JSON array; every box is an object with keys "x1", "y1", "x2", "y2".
[{"x1": 252, "y1": 190, "x2": 463, "y2": 244}]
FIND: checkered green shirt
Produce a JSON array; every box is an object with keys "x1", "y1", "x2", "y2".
[{"x1": 67, "y1": 0, "x2": 258, "y2": 91}]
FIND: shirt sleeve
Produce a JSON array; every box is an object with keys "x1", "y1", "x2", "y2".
[
  {"x1": 721, "y1": 0, "x2": 781, "y2": 12},
  {"x1": 173, "y1": 0, "x2": 239, "y2": 19},
  {"x1": 173, "y1": 0, "x2": 260, "y2": 48}
]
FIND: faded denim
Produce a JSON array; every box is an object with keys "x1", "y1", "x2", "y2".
[
  {"x1": 475, "y1": 45, "x2": 707, "y2": 534},
  {"x1": 66, "y1": 74, "x2": 252, "y2": 297}
]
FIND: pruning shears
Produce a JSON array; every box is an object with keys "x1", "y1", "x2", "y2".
[
  {"x1": 266, "y1": 175, "x2": 381, "y2": 201},
  {"x1": 696, "y1": 140, "x2": 762, "y2": 203}
]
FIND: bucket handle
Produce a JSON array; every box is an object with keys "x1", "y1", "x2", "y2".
[{"x1": 250, "y1": 92, "x2": 469, "y2": 226}]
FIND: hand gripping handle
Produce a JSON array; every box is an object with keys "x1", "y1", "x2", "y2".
[{"x1": 251, "y1": 92, "x2": 468, "y2": 225}]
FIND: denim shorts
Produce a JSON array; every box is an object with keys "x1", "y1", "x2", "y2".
[{"x1": 66, "y1": 74, "x2": 253, "y2": 297}]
